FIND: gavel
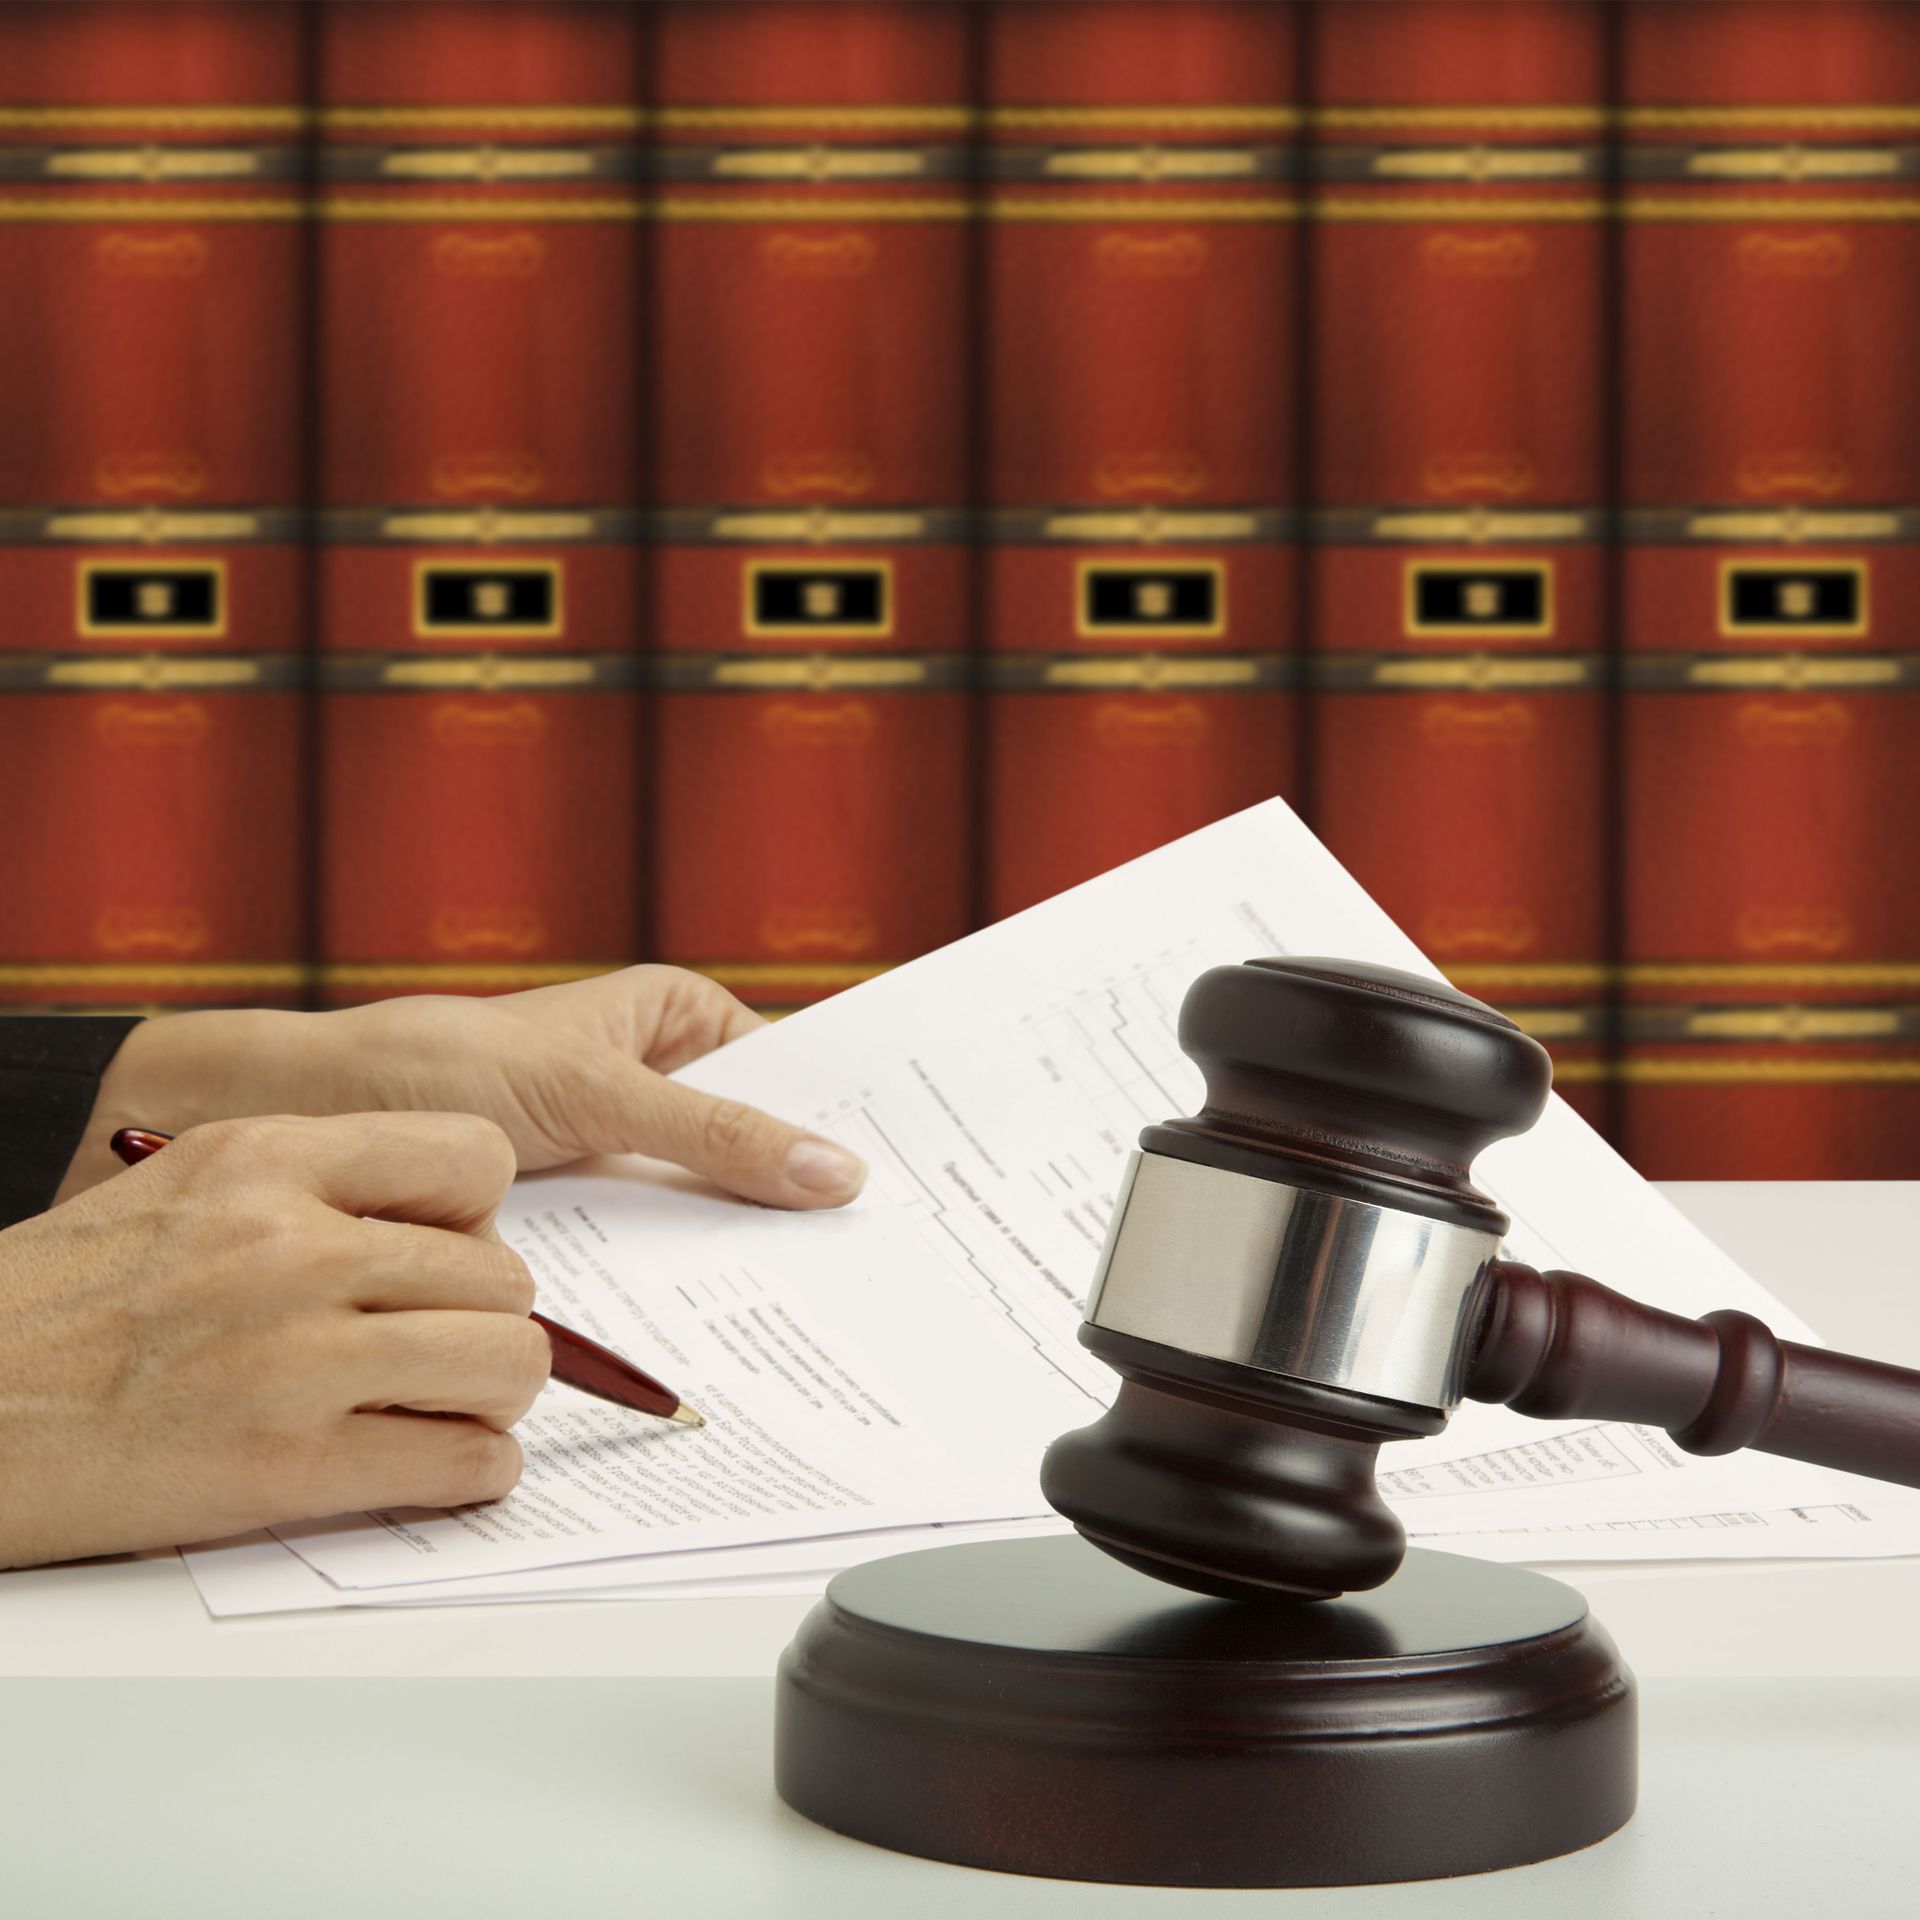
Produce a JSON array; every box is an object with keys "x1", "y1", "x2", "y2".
[{"x1": 1040, "y1": 957, "x2": 1920, "y2": 1603}]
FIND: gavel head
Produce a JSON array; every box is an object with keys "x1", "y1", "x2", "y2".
[{"x1": 1039, "y1": 958, "x2": 1553, "y2": 1603}]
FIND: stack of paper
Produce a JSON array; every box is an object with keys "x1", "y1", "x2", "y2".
[{"x1": 184, "y1": 800, "x2": 1920, "y2": 1616}]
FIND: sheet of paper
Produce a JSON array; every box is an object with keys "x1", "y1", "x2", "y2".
[
  {"x1": 1385, "y1": 1421, "x2": 1920, "y2": 1542},
  {"x1": 184, "y1": 1519, "x2": 1069, "y2": 1617},
  {"x1": 274, "y1": 1178, "x2": 1068, "y2": 1586},
  {"x1": 1414, "y1": 1496, "x2": 1920, "y2": 1564},
  {"x1": 265, "y1": 798, "x2": 1920, "y2": 1597}
]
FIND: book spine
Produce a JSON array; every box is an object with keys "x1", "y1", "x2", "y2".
[
  {"x1": 647, "y1": 2, "x2": 974, "y2": 1015},
  {"x1": 980, "y1": 1, "x2": 1303, "y2": 921},
  {"x1": 1618, "y1": 1, "x2": 1920, "y2": 1176},
  {"x1": 0, "y1": 0, "x2": 310, "y2": 1014},
  {"x1": 1302, "y1": 0, "x2": 1615, "y2": 1132},
  {"x1": 315, "y1": 0, "x2": 645, "y2": 1007}
]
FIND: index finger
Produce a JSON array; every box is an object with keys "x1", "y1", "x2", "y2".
[
  {"x1": 343, "y1": 1216, "x2": 538, "y2": 1315},
  {"x1": 189, "y1": 1111, "x2": 518, "y2": 1235}
]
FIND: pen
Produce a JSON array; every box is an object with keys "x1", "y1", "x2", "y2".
[{"x1": 108, "y1": 1126, "x2": 704, "y2": 1429}]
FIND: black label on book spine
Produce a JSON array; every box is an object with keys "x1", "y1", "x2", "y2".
[
  {"x1": 1406, "y1": 563, "x2": 1552, "y2": 638},
  {"x1": 1077, "y1": 563, "x2": 1225, "y2": 639},
  {"x1": 1721, "y1": 562, "x2": 1866, "y2": 638},
  {"x1": 415, "y1": 563, "x2": 562, "y2": 638},
  {"x1": 80, "y1": 563, "x2": 224, "y2": 639},
  {"x1": 746, "y1": 563, "x2": 892, "y2": 639}
]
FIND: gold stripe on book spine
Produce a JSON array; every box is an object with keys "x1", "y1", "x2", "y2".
[
  {"x1": 22, "y1": 655, "x2": 286, "y2": 692},
  {"x1": 322, "y1": 508, "x2": 641, "y2": 544},
  {"x1": 661, "y1": 508, "x2": 959, "y2": 544},
  {"x1": 0, "y1": 106, "x2": 307, "y2": 132},
  {"x1": 1452, "y1": 963, "x2": 1920, "y2": 991},
  {"x1": 1546, "y1": 1063, "x2": 1608, "y2": 1084},
  {"x1": 658, "y1": 106, "x2": 970, "y2": 133},
  {"x1": 321, "y1": 963, "x2": 626, "y2": 992},
  {"x1": 689, "y1": 961, "x2": 895, "y2": 991},
  {"x1": 321, "y1": 107, "x2": 645, "y2": 133},
  {"x1": 1630, "y1": 655, "x2": 1916, "y2": 692},
  {"x1": 24, "y1": 148, "x2": 280, "y2": 181},
  {"x1": 1321, "y1": 148, "x2": 1599, "y2": 182},
  {"x1": 997, "y1": 508, "x2": 1292, "y2": 543},
  {"x1": 1314, "y1": 654, "x2": 1597, "y2": 691},
  {"x1": 1314, "y1": 107, "x2": 1920, "y2": 134},
  {"x1": 1012, "y1": 149, "x2": 1290, "y2": 182},
  {"x1": 988, "y1": 107, "x2": 1299, "y2": 133},
  {"x1": 1313, "y1": 107, "x2": 1606, "y2": 132},
  {"x1": 1501, "y1": 1008, "x2": 1606, "y2": 1042},
  {"x1": 329, "y1": 148, "x2": 643, "y2": 183},
  {"x1": 0, "y1": 196, "x2": 306, "y2": 221},
  {"x1": 685, "y1": 149, "x2": 946, "y2": 182},
  {"x1": 988, "y1": 654, "x2": 1292, "y2": 692},
  {"x1": 1640, "y1": 1008, "x2": 1915, "y2": 1041},
  {"x1": 1624, "y1": 195, "x2": 1920, "y2": 220},
  {"x1": 320, "y1": 196, "x2": 643, "y2": 222},
  {"x1": 655, "y1": 196, "x2": 969, "y2": 222},
  {"x1": 1312, "y1": 196, "x2": 1605, "y2": 221},
  {"x1": 1645, "y1": 147, "x2": 1919, "y2": 181},
  {"x1": 655, "y1": 654, "x2": 958, "y2": 693},
  {"x1": 1317, "y1": 508, "x2": 1599, "y2": 543},
  {"x1": 989, "y1": 195, "x2": 1297, "y2": 222},
  {"x1": 1631, "y1": 965, "x2": 1920, "y2": 990},
  {"x1": 323, "y1": 654, "x2": 640, "y2": 692},
  {"x1": 0, "y1": 963, "x2": 308, "y2": 990},
  {"x1": 1626, "y1": 509, "x2": 1916, "y2": 542},
  {"x1": 1621, "y1": 106, "x2": 1920, "y2": 132},
  {"x1": 18, "y1": 510, "x2": 295, "y2": 544},
  {"x1": 1617, "y1": 1059, "x2": 1920, "y2": 1085},
  {"x1": 1449, "y1": 963, "x2": 1612, "y2": 992}
]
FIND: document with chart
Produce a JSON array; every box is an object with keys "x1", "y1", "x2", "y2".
[{"x1": 195, "y1": 799, "x2": 1920, "y2": 1607}]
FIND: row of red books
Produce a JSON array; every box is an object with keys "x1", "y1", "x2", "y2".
[{"x1": 3, "y1": 1, "x2": 1917, "y2": 1177}]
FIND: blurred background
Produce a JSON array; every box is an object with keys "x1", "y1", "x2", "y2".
[{"x1": 1, "y1": 0, "x2": 1915, "y2": 1177}]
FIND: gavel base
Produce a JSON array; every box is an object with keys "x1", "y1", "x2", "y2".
[{"x1": 775, "y1": 1534, "x2": 1635, "y2": 1887}]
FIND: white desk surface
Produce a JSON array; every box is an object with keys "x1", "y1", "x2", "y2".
[{"x1": 7, "y1": 1184, "x2": 1920, "y2": 1916}]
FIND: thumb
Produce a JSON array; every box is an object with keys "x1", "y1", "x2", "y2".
[{"x1": 601, "y1": 1055, "x2": 868, "y2": 1210}]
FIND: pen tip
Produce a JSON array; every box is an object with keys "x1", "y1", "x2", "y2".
[{"x1": 669, "y1": 1403, "x2": 706, "y2": 1429}]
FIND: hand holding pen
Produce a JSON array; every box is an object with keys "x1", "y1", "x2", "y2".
[
  {"x1": 111, "y1": 1126, "x2": 704, "y2": 1428},
  {"x1": 1, "y1": 1111, "x2": 571, "y2": 1569}
]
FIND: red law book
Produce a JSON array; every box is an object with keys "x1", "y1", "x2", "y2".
[
  {"x1": 647, "y1": 2, "x2": 975, "y2": 1015},
  {"x1": 0, "y1": 1, "x2": 309, "y2": 1015},
  {"x1": 1617, "y1": 0, "x2": 1920, "y2": 1176},
  {"x1": 1302, "y1": 0, "x2": 1615, "y2": 1136},
  {"x1": 980, "y1": 1, "x2": 1303, "y2": 921},
  {"x1": 314, "y1": 1, "x2": 645, "y2": 1008}
]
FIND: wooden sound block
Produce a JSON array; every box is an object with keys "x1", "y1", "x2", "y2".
[{"x1": 776, "y1": 1534, "x2": 1635, "y2": 1888}]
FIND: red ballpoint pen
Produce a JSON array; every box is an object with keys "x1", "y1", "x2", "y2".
[{"x1": 109, "y1": 1126, "x2": 704, "y2": 1429}]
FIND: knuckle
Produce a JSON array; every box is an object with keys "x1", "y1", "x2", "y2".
[
  {"x1": 173, "y1": 1114, "x2": 282, "y2": 1174},
  {"x1": 191, "y1": 1180, "x2": 314, "y2": 1267},
  {"x1": 448, "y1": 1427, "x2": 521, "y2": 1506},
  {"x1": 433, "y1": 1112, "x2": 518, "y2": 1192},
  {"x1": 488, "y1": 1243, "x2": 539, "y2": 1315},
  {"x1": 699, "y1": 1097, "x2": 760, "y2": 1162},
  {"x1": 238, "y1": 1421, "x2": 335, "y2": 1510},
  {"x1": 232, "y1": 1203, "x2": 310, "y2": 1268},
  {"x1": 659, "y1": 963, "x2": 725, "y2": 1005},
  {"x1": 512, "y1": 1316, "x2": 554, "y2": 1392}
]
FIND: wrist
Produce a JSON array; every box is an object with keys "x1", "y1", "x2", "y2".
[{"x1": 53, "y1": 1006, "x2": 319, "y2": 1203}]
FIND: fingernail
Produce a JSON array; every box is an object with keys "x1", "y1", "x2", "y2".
[{"x1": 783, "y1": 1137, "x2": 867, "y2": 1198}]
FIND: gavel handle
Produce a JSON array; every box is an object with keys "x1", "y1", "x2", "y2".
[{"x1": 1464, "y1": 1259, "x2": 1920, "y2": 1491}]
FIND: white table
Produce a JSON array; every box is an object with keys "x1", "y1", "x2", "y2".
[{"x1": 6, "y1": 1184, "x2": 1920, "y2": 1916}]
